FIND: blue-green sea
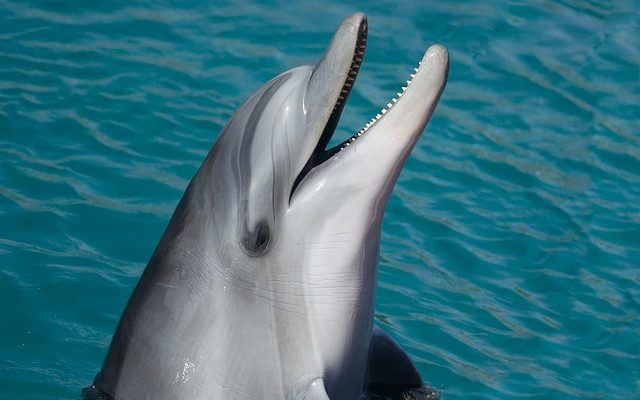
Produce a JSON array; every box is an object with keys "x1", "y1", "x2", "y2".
[{"x1": 1, "y1": 1, "x2": 639, "y2": 399}]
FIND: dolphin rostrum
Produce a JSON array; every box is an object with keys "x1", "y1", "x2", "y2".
[{"x1": 90, "y1": 12, "x2": 448, "y2": 400}]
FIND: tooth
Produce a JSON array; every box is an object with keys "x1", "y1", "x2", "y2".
[
  {"x1": 406, "y1": 80, "x2": 411, "y2": 85},
  {"x1": 414, "y1": 68, "x2": 419, "y2": 72},
  {"x1": 381, "y1": 109, "x2": 387, "y2": 114},
  {"x1": 387, "y1": 103, "x2": 392, "y2": 108},
  {"x1": 376, "y1": 113, "x2": 381, "y2": 119},
  {"x1": 392, "y1": 98, "x2": 397, "y2": 103},
  {"x1": 410, "y1": 74, "x2": 415, "y2": 78},
  {"x1": 397, "y1": 92, "x2": 402, "y2": 97},
  {"x1": 402, "y1": 86, "x2": 407, "y2": 91}
]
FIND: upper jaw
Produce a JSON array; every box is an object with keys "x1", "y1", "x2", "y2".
[
  {"x1": 304, "y1": 13, "x2": 367, "y2": 131},
  {"x1": 308, "y1": 13, "x2": 367, "y2": 154},
  {"x1": 292, "y1": 13, "x2": 367, "y2": 199}
]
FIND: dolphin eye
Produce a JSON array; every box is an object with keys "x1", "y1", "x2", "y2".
[
  {"x1": 242, "y1": 222, "x2": 271, "y2": 256},
  {"x1": 255, "y1": 224, "x2": 269, "y2": 250}
]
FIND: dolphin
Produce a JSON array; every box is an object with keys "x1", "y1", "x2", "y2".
[{"x1": 89, "y1": 12, "x2": 448, "y2": 400}]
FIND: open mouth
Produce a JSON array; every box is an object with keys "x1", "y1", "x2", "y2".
[{"x1": 290, "y1": 18, "x2": 422, "y2": 199}]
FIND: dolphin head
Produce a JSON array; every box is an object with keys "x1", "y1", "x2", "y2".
[
  {"x1": 188, "y1": 14, "x2": 368, "y2": 258},
  {"x1": 138, "y1": 11, "x2": 448, "y2": 399},
  {"x1": 189, "y1": 13, "x2": 447, "y2": 265}
]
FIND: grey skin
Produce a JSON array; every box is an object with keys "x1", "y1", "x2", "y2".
[{"x1": 94, "y1": 13, "x2": 448, "y2": 400}]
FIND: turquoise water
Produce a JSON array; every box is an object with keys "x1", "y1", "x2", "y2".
[{"x1": 1, "y1": 0, "x2": 639, "y2": 398}]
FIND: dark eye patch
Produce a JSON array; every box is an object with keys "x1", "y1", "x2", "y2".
[
  {"x1": 242, "y1": 222, "x2": 271, "y2": 256},
  {"x1": 254, "y1": 224, "x2": 269, "y2": 250}
]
